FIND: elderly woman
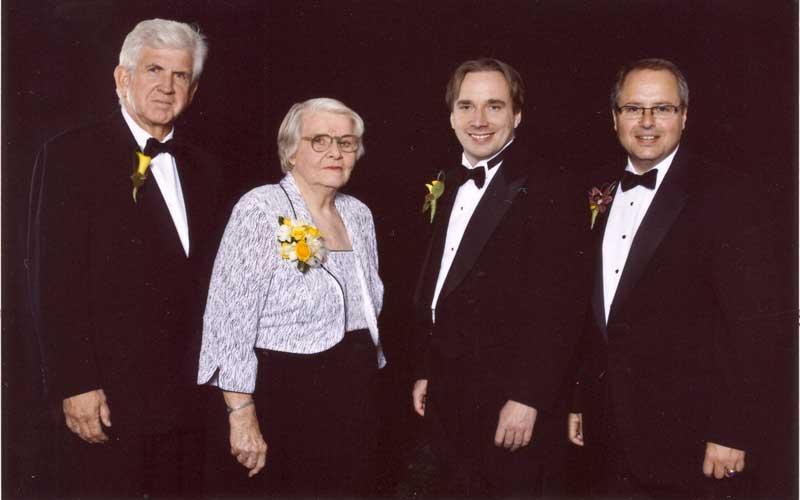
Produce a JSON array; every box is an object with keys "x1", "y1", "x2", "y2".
[{"x1": 198, "y1": 98, "x2": 385, "y2": 497}]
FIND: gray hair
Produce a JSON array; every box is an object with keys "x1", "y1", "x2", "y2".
[
  {"x1": 118, "y1": 19, "x2": 208, "y2": 83},
  {"x1": 610, "y1": 58, "x2": 689, "y2": 110},
  {"x1": 277, "y1": 98, "x2": 366, "y2": 173}
]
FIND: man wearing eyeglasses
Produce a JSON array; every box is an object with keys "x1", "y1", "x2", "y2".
[{"x1": 569, "y1": 58, "x2": 784, "y2": 498}]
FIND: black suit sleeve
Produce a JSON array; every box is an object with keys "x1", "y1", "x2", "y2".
[
  {"x1": 704, "y1": 177, "x2": 788, "y2": 452},
  {"x1": 504, "y1": 173, "x2": 593, "y2": 413},
  {"x1": 33, "y1": 136, "x2": 102, "y2": 400}
]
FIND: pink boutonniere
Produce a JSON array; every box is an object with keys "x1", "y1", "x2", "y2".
[{"x1": 588, "y1": 182, "x2": 616, "y2": 229}]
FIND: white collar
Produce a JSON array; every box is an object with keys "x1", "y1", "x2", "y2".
[
  {"x1": 460, "y1": 138, "x2": 514, "y2": 170},
  {"x1": 121, "y1": 107, "x2": 175, "y2": 151},
  {"x1": 624, "y1": 144, "x2": 680, "y2": 192}
]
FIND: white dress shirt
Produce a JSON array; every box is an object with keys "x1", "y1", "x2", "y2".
[
  {"x1": 121, "y1": 108, "x2": 190, "y2": 256},
  {"x1": 430, "y1": 141, "x2": 511, "y2": 322},
  {"x1": 602, "y1": 147, "x2": 679, "y2": 320}
]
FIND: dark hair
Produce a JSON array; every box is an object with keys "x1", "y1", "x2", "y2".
[
  {"x1": 610, "y1": 58, "x2": 689, "y2": 110},
  {"x1": 445, "y1": 58, "x2": 524, "y2": 113}
]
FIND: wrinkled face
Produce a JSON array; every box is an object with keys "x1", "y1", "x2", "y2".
[
  {"x1": 114, "y1": 46, "x2": 197, "y2": 138},
  {"x1": 289, "y1": 111, "x2": 357, "y2": 191},
  {"x1": 613, "y1": 69, "x2": 687, "y2": 173},
  {"x1": 450, "y1": 71, "x2": 521, "y2": 166}
]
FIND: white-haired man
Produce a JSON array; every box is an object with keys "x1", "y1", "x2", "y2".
[{"x1": 29, "y1": 18, "x2": 225, "y2": 497}]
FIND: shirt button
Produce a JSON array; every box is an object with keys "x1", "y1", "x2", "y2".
[
  {"x1": 630, "y1": 202, "x2": 634, "y2": 206},
  {"x1": 622, "y1": 235, "x2": 627, "y2": 239},
  {"x1": 615, "y1": 269, "x2": 620, "y2": 274}
]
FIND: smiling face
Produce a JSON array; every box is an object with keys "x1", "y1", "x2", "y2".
[
  {"x1": 613, "y1": 69, "x2": 687, "y2": 173},
  {"x1": 450, "y1": 71, "x2": 521, "y2": 166},
  {"x1": 289, "y1": 111, "x2": 357, "y2": 192},
  {"x1": 114, "y1": 46, "x2": 197, "y2": 140}
]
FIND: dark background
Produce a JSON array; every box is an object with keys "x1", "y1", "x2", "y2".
[{"x1": 3, "y1": 0, "x2": 797, "y2": 498}]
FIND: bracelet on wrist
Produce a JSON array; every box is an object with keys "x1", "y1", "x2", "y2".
[{"x1": 226, "y1": 400, "x2": 255, "y2": 414}]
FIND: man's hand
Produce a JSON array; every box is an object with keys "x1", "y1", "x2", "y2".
[
  {"x1": 703, "y1": 442, "x2": 745, "y2": 479},
  {"x1": 412, "y1": 379, "x2": 428, "y2": 417},
  {"x1": 63, "y1": 389, "x2": 111, "y2": 444},
  {"x1": 568, "y1": 412, "x2": 584, "y2": 446},
  {"x1": 494, "y1": 400, "x2": 537, "y2": 451}
]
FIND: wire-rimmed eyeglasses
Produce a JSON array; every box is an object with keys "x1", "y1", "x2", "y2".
[{"x1": 302, "y1": 134, "x2": 360, "y2": 153}]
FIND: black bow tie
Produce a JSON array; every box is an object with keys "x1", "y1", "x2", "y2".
[
  {"x1": 620, "y1": 169, "x2": 658, "y2": 192},
  {"x1": 458, "y1": 150, "x2": 507, "y2": 189},
  {"x1": 143, "y1": 138, "x2": 175, "y2": 158},
  {"x1": 460, "y1": 165, "x2": 487, "y2": 189}
]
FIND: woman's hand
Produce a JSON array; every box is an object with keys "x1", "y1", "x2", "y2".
[{"x1": 224, "y1": 393, "x2": 268, "y2": 477}]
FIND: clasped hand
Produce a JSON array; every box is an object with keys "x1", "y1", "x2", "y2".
[
  {"x1": 494, "y1": 400, "x2": 537, "y2": 452},
  {"x1": 63, "y1": 389, "x2": 112, "y2": 444},
  {"x1": 227, "y1": 400, "x2": 268, "y2": 477}
]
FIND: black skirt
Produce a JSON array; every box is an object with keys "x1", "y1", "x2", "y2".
[{"x1": 253, "y1": 329, "x2": 379, "y2": 498}]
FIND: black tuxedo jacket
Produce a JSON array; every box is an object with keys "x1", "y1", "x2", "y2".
[
  {"x1": 412, "y1": 142, "x2": 590, "y2": 418},
  {"x1": 28, "y1": 115, "x2": 227, "y2": 436},
  {"x1": 578, "y1": 147, "x2": 786, "y2": 487}
]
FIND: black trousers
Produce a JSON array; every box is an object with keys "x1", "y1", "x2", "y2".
[
  {"x1": 591, "y1": 382, "x2": 753, "y2": 500},
  {"x1": 58, "y1": 425, "x2": 205, "y2": 499},
  {"x1": 227, "y1": 329, "x2": 379, "y2": 498},
  {"x1": 422, "y1": 350, "x2": 567, "y2": 499}
]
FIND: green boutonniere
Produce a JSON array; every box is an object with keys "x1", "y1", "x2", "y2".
[
  {"x1": 131, "y1": 151, "x2": 152, "y2": 203},
  {"x1": 422, "y1": 171, "x2": 445, "y2": 223}
]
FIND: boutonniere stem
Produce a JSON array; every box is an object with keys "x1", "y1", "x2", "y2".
[
  {"x1": 422, "y1": 171, "x2": 445, "y2": 223},
  {"x1": 131, "y1": 151, "x2": 152, "y2": 203},
  {"x1": 588, "y1": 182, "x2": 616, "y2": 229}
]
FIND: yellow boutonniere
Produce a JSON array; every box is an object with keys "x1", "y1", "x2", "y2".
[
  {"x1": 276, "y1": 216, "x2": 328, "y2": 273},
  {"x1": 131, "y1": 151, "x2": 152, "y2": 203},
  {"x1": 422, "y1": 171, "x2": 445, "y2": 223}
]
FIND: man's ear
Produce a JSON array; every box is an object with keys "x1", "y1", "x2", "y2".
[
  {"x1": 449, "y1": 112, "x2": 455, "y2": 130},
  {"x1": 113, "y1": 66, "x2": 130, "y2": 99},
  {"x1": 513, "y1": 111, "x2": 521, "y2": 128},
  {"x1": 611, "y1": 110, "x2": 618, "y2": 132}
]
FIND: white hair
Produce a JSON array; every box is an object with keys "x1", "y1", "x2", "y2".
[
  {"x1": 277, "y1": 98, "x2": 366, "y2": 173},
  {"x1": 118, "y1": 18, "x2": 208, "y2": 83}
]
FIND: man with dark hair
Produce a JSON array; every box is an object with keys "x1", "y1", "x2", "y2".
[
  {"x1": 410, "y1": 58, "x2": 588, "y2": 497},
  {"x1": 28, "y1": 18, "x2": 225, "y2": 498},
  {"x1": 569, "y1": 58, "x2": 786, "y2": 498}
]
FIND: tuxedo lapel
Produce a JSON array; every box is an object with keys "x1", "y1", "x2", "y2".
[
  {"x1": 125, "y1": 134, "x2": 190, "y2": 260},
  {"x1": 173, "y1": 145, "x2": 200, "y2": 259},
  {"x1": 135, "y1": 174, "x2": 187, "y2": 257},
  {"x1": 591, "y1": 184, "x2": 616, "y2": 336},
  {"x1": 608, "y1": 151, "x2": 690, "y2": 321},
  {"x1": 413, "y1": 169, "x2": 460, "y2": 309},
  {"x1": 438, "y1": 157, "x2": 528, "y2": 301}
]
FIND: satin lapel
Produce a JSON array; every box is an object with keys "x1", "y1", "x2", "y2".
[
  {"x1": 131, "y1": 140, "x2": 188, "y2": 259},
  {"x1": 173, "y1": 145, "x2": 198, "y2": 259},
  {"x1": 591, "y1": 184, "x2": 617, "y2": 337},
  {"x1": 136, "y1": 171, "x2": 186, "y2": 257},
  {"x1": 608, "y1": 152, "x2": 690, "y2": 320},
  {"x1": 438, "y1": 161, "x2": 528, "y2": 301},
  {"x1": 413, "y1": 168, "x2": 460, "y2": 309}
]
